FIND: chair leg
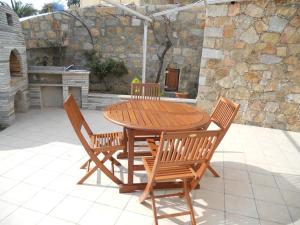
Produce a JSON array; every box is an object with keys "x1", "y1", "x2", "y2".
[
  {"x1": 207, "y1": 165, "x2": 220, "y2": 177},
  {"x1": 77, "y1": 166, "x2": 98, "y2": 184},
  {"x1": 82, "y1": 154, "x2": 121, "y2": 168},
  {"x1": 109, "y1": 156, "x2": 121, "y2": 166},
  {"x1": 150, "y1": 191, "x2": 159, "y2": 225},
  {"x1": 80, "y1": 159, "x2": 90, "y2": 169},
  {"x1": 183, "y1": 180, "x2": 196, "y2": 225},
  {"x1": 111, "y1": 160, "x2": 114, "y2": 175},
  {"x1": 140, "y1": 181, "x2": 153, "y2": 203}
]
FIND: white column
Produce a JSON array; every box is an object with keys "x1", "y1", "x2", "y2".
[{"x1": 142, "y1": 21, "x2": 148, "y2": 83}]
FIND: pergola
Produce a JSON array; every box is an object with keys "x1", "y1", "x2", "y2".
[{"x1": 101, "y1": 0, "x2": 236, "y2": 83}]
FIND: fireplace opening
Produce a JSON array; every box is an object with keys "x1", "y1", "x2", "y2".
[{"x1": 9, "y1": 50, "x2": 22, "y2": 77}]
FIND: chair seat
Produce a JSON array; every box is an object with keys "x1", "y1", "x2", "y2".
[
  {"x1": 90, "y1": 132, "x2": 124, "y2": 149},
  {"x1": 143, "y1": 157, "x2": 196, "y2": 181}
]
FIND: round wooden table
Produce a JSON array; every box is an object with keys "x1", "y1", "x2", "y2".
[
  {"x1": 104, "y1": 100, "x2": 210, "y2": 192},
  {"x1": 104, "y1": 100, "x2": 210, "y2": 131}
]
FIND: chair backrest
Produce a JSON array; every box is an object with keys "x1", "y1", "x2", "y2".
[
  {"x1": 152, "y1": 130, "x2": 222, "y2": 174},
  {"x1": 210, "y1": 96, "x2": 240, "y2": 132},
  {"x1": 64, "y1": 94, "x2": 93, "y2": 152},
  {"x1": 131, "y1": 83, "x2": 160, "y2": 100}
]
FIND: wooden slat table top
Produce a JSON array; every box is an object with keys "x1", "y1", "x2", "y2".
[{"x1": 103, "y1": 100, "x2": 210, "y2": 131}]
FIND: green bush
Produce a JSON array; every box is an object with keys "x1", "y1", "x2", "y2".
[{"x1": 85, "y1": 50, "x2": 128, "y2": 81}]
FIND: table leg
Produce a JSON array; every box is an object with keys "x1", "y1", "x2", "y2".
[
  {"x1": 127, "y1": 128, "x2": 134, "y2": 185},
  {"x1": 117, "y1": 127, "x2": 129, "y2": 159}
]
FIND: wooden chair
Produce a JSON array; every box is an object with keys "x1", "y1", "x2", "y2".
[
  {"x1": 131, "y1": 83, "x2": 160, "y2": 101},
  {"x1": 64, "y1": 94, "x2": 124, "y2": 185},
  {"x1": 140, "y1": 130, "x2": 223, "y2": 225},
  {"x1": 124, "y1": 83, "x2": 161, "y2": 158},
  {"x1": 205, "y1": 96, "x2": 240, "y2": 177}
]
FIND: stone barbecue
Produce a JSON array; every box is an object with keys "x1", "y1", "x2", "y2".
[
  {"x1": 0, "y1": 4, "x2": 29, "y2": 126},
  {"x1": 28, "y1": 66, "x2": 89, "y2": 109}
]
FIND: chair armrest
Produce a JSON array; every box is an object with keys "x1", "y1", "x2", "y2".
[{"x1": 147, "y1": 139, "x2": 158, "y2": 156}]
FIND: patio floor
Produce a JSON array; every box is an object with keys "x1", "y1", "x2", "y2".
[{"x1": 0, "y1": 108, "x2": 299, "y2": 225}]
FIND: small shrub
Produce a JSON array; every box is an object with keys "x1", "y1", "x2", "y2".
[{"x1": 85, "y1": 50, "x2": 128, "y2": 91}]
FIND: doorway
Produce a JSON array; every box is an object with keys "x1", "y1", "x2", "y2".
[{"x1": 164, "y1": 68, "x2": 180, "y2": 92}]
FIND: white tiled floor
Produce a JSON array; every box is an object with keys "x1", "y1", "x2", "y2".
[{"x1": 0, "y1": 108, "x2": 300, "y2": 225}]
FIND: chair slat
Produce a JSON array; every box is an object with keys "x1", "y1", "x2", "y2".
[{"x1": 131, "y1": 83, "x2": 160, "y2": 101}]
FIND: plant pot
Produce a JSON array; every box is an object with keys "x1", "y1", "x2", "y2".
[{"x1": 175, "y1": 92, "x2": 189, "y2": 98}]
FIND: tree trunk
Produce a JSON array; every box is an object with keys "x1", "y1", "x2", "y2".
[{"x1": 155, "y1": 40, "x2": 172, "y2": 83}]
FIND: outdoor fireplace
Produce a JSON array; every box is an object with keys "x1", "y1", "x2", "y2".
[{"x1": 0, "y1": 5, "x2": 29, "y2": 126}]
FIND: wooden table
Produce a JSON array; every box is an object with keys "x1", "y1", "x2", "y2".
[{"x1": 104, "y1": 100, "x2": 210, "y2": 192}]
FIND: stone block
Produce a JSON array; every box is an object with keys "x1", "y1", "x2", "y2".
[
  {"x1": 198, "y1": 76, "x2": 206, "y2": 86},
  {"x1": 61, "y1": 24, "x2": 69, "y2": 31},
  {"x1": 250, "y1": 64, "x2": 268, "y2": 71},
  {"x1": 227, "y1": 87, "x2": 250, "y2": 100},
  {"x1": 255, "y1": 20, "x2": 268, "y2": 33},
  {"x1": 276, "y1": 47, "x2": 287, "y2": 57},
  {"x1": 280, "y1": 102, "x2": 298, "y2": 115},
  {"x1": 173, "y1": 48, "x2": 181, "y2": 55},
  {"x1": 217, "y1": 75, "x2": 234, "y2": 88},
  {"x1": 202, "y1": 48, "x2": 224, "y2": 59},
  {"x1": 290, "y1": 16, "x2": 300, "y2": 27},
  {"x1": 132, "y1": 18, "x2": 141, "y2": 26},
  {"x1": 268, "y1": 16, "x2": 288, "y2": 33},
  {"x1": 182, "y1": 48, "x2": 197, "y2": 56},
  {"x1": 284, "y1": 56, "x2": 298, "y2": 65},
  {"x1": 236, "y1": 62, "x2": 248, "y2": 75},
  {"x1": 244, "y1": 72, "x2": 261, "y2": 83},
  {"x1": 204, "y1": 27, "x2": 223, "y2": 38},
  {"x1": 178, "y1": 12, "x2": 195, "y2": 21},
  {"x1": 190, "y1": 29, "x2": 203, "y2": 37},
  {"x1": 265, "y1": 112, "x2": 276, "y2": 124},
  {"x1": 203, "y1": 38, "x2": 215, "y2": 48},
  {"x1": 83, "y1": 42, "x2": 93, "y2": 50},
  {"x1": 228, "y1": 3, "x2": 240, "y2": 16},
  {"x1": 264, "y1": 102, "x2": 279, "y2": 112},
  {"x1": 90, "y1": 28, "x2": 100, "y2": 37},
  {"x1": 224, "y1": 25, "x2": 234, "y2": 38},
  {"x1": 245, "y1": 4, "x2": 264, "y2": 18},
  {"x1": 234, "y1": 15, "x2": 252, "y2": 30},
  {"x1": 261, "y1": 33, "x2": 280, "y2": 44},
  {"x1": 240, "y1": 26, "x2": 259, "y2": 44},
  {"x1": 286, "y1": 94, "x2": 300, "y2": 104},
  {"x1": 276, "y1": 6, "x2": 297, "y2": 18},
  {"x1": 259, "y1": 54, "x2": 282, "y2": 64},
  {"x1": 207, "y1": 5, "x2": 228, "y2": 17},
  {"x1": 234, "y1": 41, "x2": 245, "y2": 49},
  {"x1": 281, "y1": 27, "x2": 300, "y2": 44}
]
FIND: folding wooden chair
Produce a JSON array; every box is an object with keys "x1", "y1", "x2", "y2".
[
  {"x1": 140, "y1": 130, "x2": 223, "y2": 225},
  {"x1": 64, "y1": 94, "x2": 124, "y2": 185},
  {"x1": 131, "y1": 83, "x2": 160, "y2": 101},
  {"x1": 204, "y1": 96, "x2": 240, "y2": 177}
]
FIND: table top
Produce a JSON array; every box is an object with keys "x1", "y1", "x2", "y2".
[{"x1": 103, "y1": 100, "x2": 210, "y2": 131}]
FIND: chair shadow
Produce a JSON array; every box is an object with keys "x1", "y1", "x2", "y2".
[{"x1": 136, "y1": 161, "x2": 300, "y2": 225}]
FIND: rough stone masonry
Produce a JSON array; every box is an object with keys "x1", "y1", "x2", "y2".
[{"x1": 198, "y1": 0, "x2": 300, "y2": 132}]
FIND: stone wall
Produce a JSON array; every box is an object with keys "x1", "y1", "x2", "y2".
[
  {"x1": 80, "y1": 0, "x2": 194, "y2": 8},
  {"x1": 21, "y1": 5, "x2": 206, "y2": 97},
  {"x1": 197, "y1": 1, "x2": 300, "y2": 132}
]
